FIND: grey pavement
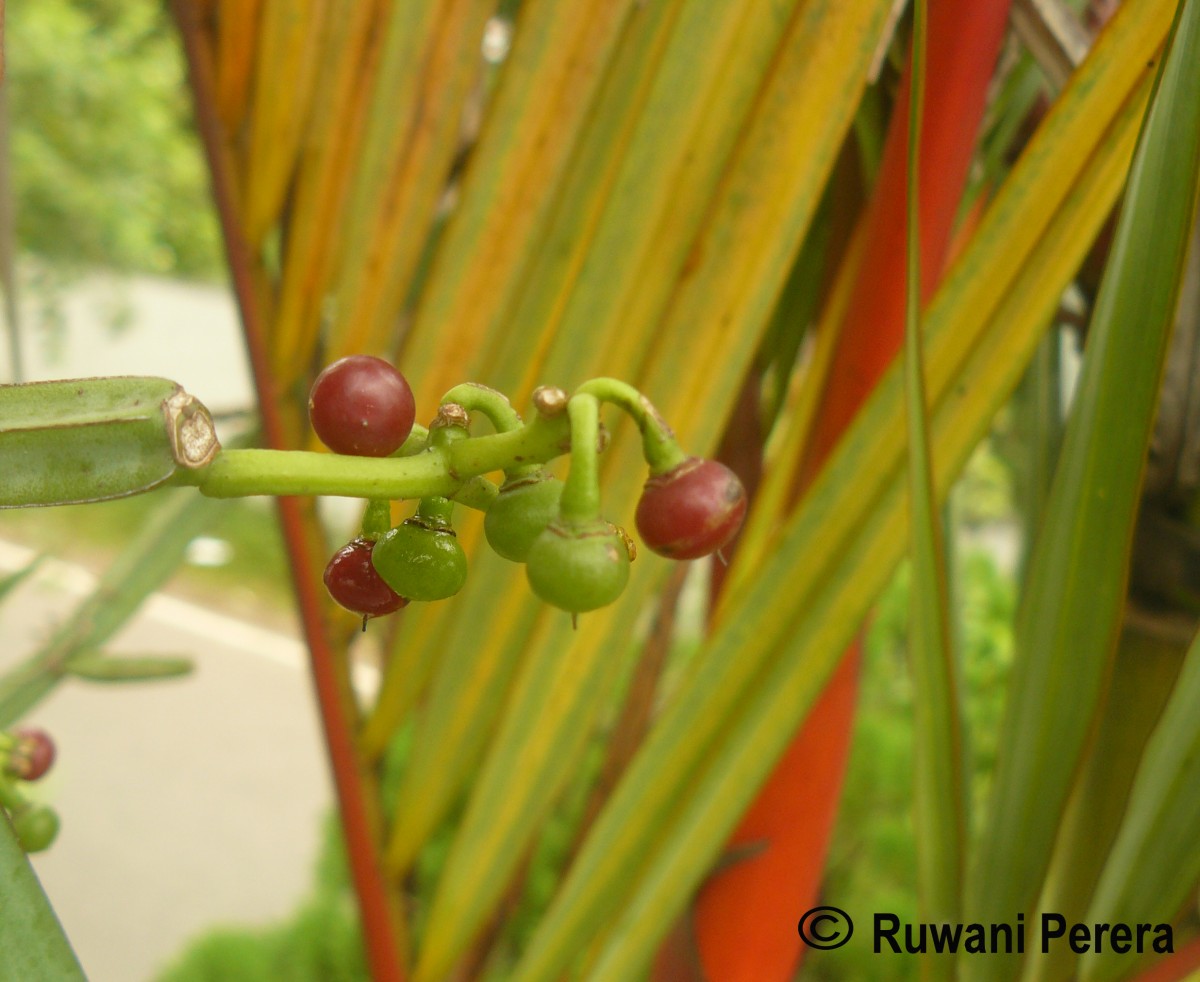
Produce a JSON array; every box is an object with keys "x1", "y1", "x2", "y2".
[
  {"x1": 3, "y1": 271, "x2": 253, "y2": 414},
  {"x1": 1, "y1": 539, "x2": 334, "y2": 982},
  {"x1": 0, "y1": 272, "x2": 368, "y2": 981}
]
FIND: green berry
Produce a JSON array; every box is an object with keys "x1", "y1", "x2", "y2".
[
  {"x1": 485, "y1": 471, "x2": 564, "y2": 563},
  {"x1": 372, "y1": 516, "x2": 467, "y2": 602},
  {"x1": 526, "y1": 519, "x2": 631, "y2": 613},
  {"x1": 11, "y1": 805, "x2": 59, "y2": 853}
]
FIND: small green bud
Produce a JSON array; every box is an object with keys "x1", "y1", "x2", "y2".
[{"x1": 11, "y1": 805, "x2": 60, "y2": 853}]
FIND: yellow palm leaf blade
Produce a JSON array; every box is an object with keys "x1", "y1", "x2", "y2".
[
  {"x1": 373, "y1": 0, "x2": 722, "y2": 853},
  {"x1": 472, "y1": 0, "x2": 696, "y2": 405},
  {"x1": 213, "y1": 0, "x2": 262, "y2": 135},
  {"x1": 270, "y1": 0, "x2": 383, "y2": 381},
  {"x1": 381, "y1": 584, "x2": 549, "y2": 874},
  {"x1": 716, "y1": 216, "x2": 867, "y2": 618},
  {"x1": 379, "y1": 0, "x2": 782, "y2": 825},
  {"x1": 396, "y1": 0, "x2": 637, "y2": 403},
  {"x1": 313, "y1": 0, "x2": 447, "y2": 365},
  {"x1": 364, "y1": 526, "x2": 539, "y2": 776},
  {"x1": 410, "y1": 572, "x2": 667, "y2": 982},
  {"x1": 514, "y1": 65, "x2": 1152, "y2": 982},
  {"x1": 239, "y1": 0, "x2": 329, "y2": 248},
  {"x1": 923, "y1": 0, "x2": 1173, "y2": 397},
  {"x1": 467, "y1": 0, "x2": 689, "y2": 403},
  {"x1": 327, "y1": 0, "x2": 496, "y2": 365},
  {"x1": 639, "y1": 0, "x2": 904, "y2": 450},
  {"x1": 520, "y1": 0, "x2": 820, "y2": 400},
  {"x1": 409, "y1": 1, "x2": 895, "y2": 974},
  {"x1": 491, "y1": 0, "x2": 780, "y2": 401},
  {"x1": 360, "y1": 564, "x2": 501, "y2": 761}
]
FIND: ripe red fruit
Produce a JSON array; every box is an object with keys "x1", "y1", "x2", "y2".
[
  {"x1": 635, "y1": 457, "x2": 747, "y2": 560},
  {"x1": 323, "y1": 538, "x2": 409, "y2": 618},
  {"x1": 5, "y1": 728, "x2": 55, "y2": 782},
  {"x1": 308, "y1": 355, "x2": 416, "y2": 457}
]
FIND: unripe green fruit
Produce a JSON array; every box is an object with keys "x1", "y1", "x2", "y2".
[
  {"x1": 372, "y1": 517, "x2": 467, "y2": 601},
  {"x1": 485, "y1": 471, "x2": 564, "y2": 562},
  {"x1": 526, "y1": 519, "x2": 631, "y2": 613},
  {"x1": 12, "y1": 805, "x2": 59, "y2": 853}
]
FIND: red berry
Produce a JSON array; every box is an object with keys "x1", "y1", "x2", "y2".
[
  {"x1": 308, "y1": 355, "x2": 416, "y2": 457},
  {"x1": 324, "y1": 538, "x2": 409, "y2": 618},
  {"x1": 635, "y1": 458, "x2": 747, "y2": 560},
  {"x1": 6, "y1": 728, "x2": 55, "y2": 781}
]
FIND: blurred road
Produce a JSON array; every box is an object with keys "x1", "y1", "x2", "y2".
[
  {"x1": 0, "y1": 541, "x2": 333, "y2": 982},
  {"x1": 1, "y1": 272, "x2": 253, "y2": 414}
]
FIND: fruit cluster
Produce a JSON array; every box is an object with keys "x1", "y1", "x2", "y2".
[
  {"x1": 310, "y1": 356, "x2": 747, "y2": 626},
  {"x1": 0, "y1": 727, "x2": 59, "y2": 853}
]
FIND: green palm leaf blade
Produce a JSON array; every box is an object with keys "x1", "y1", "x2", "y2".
[
  {"x1": 0, "y1": 555, "x2": 45, "y2": 605},
  {"x1": 1082, "y1": 621, "x2": 1200, "y2": 982},
  {"x1": 903, "y1": 2, "x2": 967, "y2": 950},
  {"x1": 0, "y1": 816, "x2": 85, "y2": 981},
  {"x1": 1077, "y1": 4, "x2": 1200, "y2": 980},
  {"x1": 965, "y1": 1, "x2": 1200, "y2": 977},
  {"x1": 508, "y1": 31, "x2": 1156, "y2": 982}
]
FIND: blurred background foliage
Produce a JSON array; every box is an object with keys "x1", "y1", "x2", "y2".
[{"x1": 6, "y1": 0, "x2": 221, "y2": 279}]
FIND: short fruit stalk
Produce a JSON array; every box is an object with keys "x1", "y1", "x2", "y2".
[
  {"x1": 574, "y1": 377, "x2": 747, "y2": 561},
  {"x1": 526, "y1": 394, "x2": 632, "y2": 615},
  {"x1": 372, "y1": 496, "x2": 469, "y2": 603}
]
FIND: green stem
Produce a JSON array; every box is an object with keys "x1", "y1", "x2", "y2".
[
  {"x1": 182, "y1": 449, "x2": 462, "y2": 500},
  {"x1": 444, "y1": 412, "x2": 571, "y2": 477},
  {"x1": 454, "y1": 477, "x2": 499, "y2": 512},
  {"x1": 396, "y1": 424, "x2": 430, "y2": 455},
  {"x1": 560, "y1": 394, "x2": 602, "y2": 525},
  {"x1": 0, "y1": 778, "x2": 27, "y2": 814},
  {"x1": 575, "y1": 377, "x2": 688, "y2": 475},
  {"x1": 362, "y1": 500, "x2": 392, "y2": 540},
  {"x1": 441, "y1": 383, "x2": 523, "y2": 434},
  {"x1": 178, "y1": 410, "x2": 570, "y2": 504},
  {"x1": 415, "y1": 495, "x2": 456, "y2": 529}
]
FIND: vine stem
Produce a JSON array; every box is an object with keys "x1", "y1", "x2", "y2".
[{"x1": 170, "y1": 5, "x2": 409, "y2": 979}]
